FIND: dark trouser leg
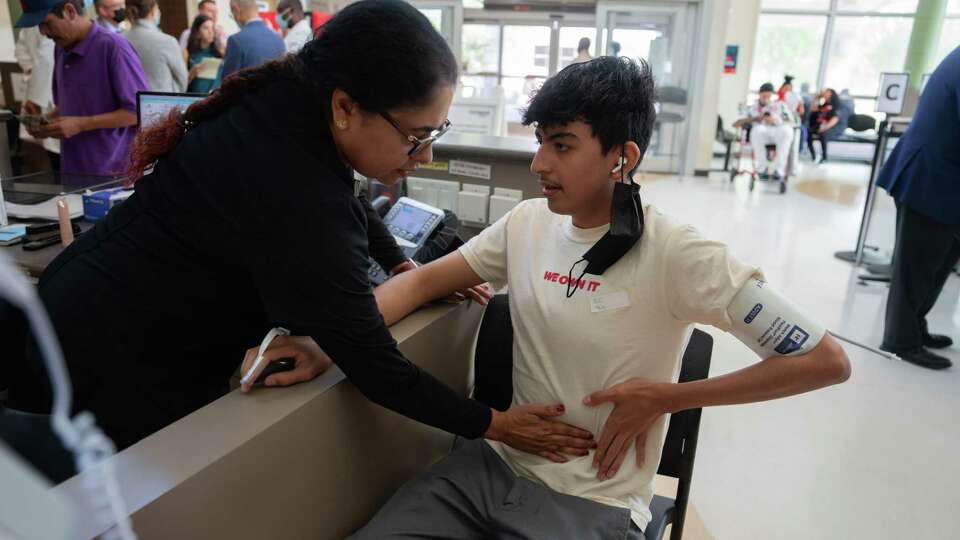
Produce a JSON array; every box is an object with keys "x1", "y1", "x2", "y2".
[
  {"x1": 918, "y1": 234, "x2": 960, "y2": 336},
  {"x1": 807, "y1": 134, "x2": 816, "y2": 159},
  {"x1": 883, "y1": 203, "x2": 960, "y2": 350},
  {"x1": 820, "y1": 137, "x2": 828, "y2": 161}
]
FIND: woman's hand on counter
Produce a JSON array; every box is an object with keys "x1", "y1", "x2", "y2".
[
  {"x1": 239, "y1": 335, "x2": 333, "y2": 393},
  {"x1": 484, "y1": 404, "x2": 596, "y2": 463},
  {"x1": 390, "y1": 259, "x2": 493, "y2": 305}
]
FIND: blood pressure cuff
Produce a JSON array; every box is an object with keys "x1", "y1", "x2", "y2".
[{"x1": 726, "y1": 278, "x2": 826, "y2": 359}]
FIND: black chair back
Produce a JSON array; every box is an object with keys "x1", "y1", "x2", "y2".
[
  {"x1": 655, "y1": 329, "x2": 712, "y2": 540},
  {"x1": 847, "y1": 113, "x2": 877, "y2": 132},
  {"x1": 656, "y1": 329, "x2": 712, "y2": 479},
  {"x1": 473, "y1": 294, "x2": 513, "y2": 411}
]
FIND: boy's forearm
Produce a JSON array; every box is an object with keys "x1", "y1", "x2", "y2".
[
  {"x1": 374, "y1": 269, "x2": 430, "y2": 326},
  {"x1": 656, "y1": 334, "x2": 850, "y2": 414},
  {"x1": 374, "y1": 252, "x2": 486, "y2": 325}
]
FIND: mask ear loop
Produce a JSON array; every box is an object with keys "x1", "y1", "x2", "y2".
[
  {"x1": 620, "y1": 146, "x2": 633, "y2": 184},
  {"x1": 621, "y1": 143, "x2": 643, "y2": 228},
  {"x1": 566, "y1": 258, "x2": 589, "y2": 298}
]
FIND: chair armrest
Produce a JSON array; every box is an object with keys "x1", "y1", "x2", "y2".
[{"x1": 644, "y1": 494, "x2": 676, "y2": 540}]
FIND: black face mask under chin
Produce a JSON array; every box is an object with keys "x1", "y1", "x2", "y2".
[
  {"x1": 112, "y1": 8, "x2": 126, "y2": 24},
  {"x1": 565, "y1": 178, "x2": 644, "y2": 298}
]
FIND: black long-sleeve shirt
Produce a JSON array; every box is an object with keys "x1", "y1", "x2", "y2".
[{"x1": 9, "y1": 79, "x2": 491, "y2": 449}]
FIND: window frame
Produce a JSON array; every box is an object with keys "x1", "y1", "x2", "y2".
[{"x1": 756, "y1": 0, "x2": 922, "y2": 103}]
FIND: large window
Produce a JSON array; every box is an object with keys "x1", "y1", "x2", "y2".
[
  {"x1": 462, "y1": 23, "x2": 501, "y2": 94},
  {"x1": 761, "y1": 0, "x2": 830, "y2": 9},
  {"x1": 750, "y1": 14, "x2": 827, "y2": 93},
  {"x1": 752, "y1": 0, "x2": 935, "y2": 119},
  {"x1": 824, "y1": 16, "x2": 913, "y2": 96},
  {"x1": 460, "y1": 18, "x2": 598, "y2": 136},
  {"x1": 835, "y1": 0, "x2": 918, "y2": 12},
  {"x1": 501, "y1": 25, "x2": 551, "y2": 125}
]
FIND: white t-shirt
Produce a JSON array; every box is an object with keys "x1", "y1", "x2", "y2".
[
  {"x1": 750, "y1": 99, "x2": 791, "y2": 125},
  {"x1": 459, "y1": 198, "x2": 759, "y2": 530}
]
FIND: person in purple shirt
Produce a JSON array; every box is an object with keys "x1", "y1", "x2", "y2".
[{"x1": 16, "y1": 0, "x2": 148, "y2": 177}]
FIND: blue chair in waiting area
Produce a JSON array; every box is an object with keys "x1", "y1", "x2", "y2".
[{"x1": 473, "y1": 294, "x2": 714, "y2": 540}]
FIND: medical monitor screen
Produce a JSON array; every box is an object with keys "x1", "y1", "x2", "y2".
[
  {"x1": 392, "y1": 203, "x2": 434, "y2": 243},
  {"x1": 137, "y1": 92, "x2": 205, "y2": 129}
]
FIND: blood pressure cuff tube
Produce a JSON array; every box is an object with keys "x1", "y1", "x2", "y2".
[{"x1": 726, "y1": 278, "x2": 826, "y2": 359}]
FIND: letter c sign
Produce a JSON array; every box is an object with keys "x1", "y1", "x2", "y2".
[{"x1": 877, "y1": 72, "x2": 909, "y2": 114}]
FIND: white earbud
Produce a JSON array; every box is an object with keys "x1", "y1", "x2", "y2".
[{"x1": 611, "y1": 156, "x2": 627, "y2": 174}]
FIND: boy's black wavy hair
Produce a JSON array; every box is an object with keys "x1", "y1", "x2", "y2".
[{"x1": 522, "y1": 56, "x2": 656, "y2": 174}]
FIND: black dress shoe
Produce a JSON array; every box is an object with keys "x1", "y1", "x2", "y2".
[
  {"x1": 923, "y1": 333, "x2": 953, "y2": 349},
  {"x1": 881, "y1": 346, "x2": 953, "y2": 370}
]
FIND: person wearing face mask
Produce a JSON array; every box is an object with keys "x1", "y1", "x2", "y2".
[
  {"x1": 276, "y1": 0, "x2": 311, "y2": 54},
  {"x1": 93, "y1": 0, "x2": 125, "y2": 33},
  {"x1": 219, "y1": 0, "x2": 284, "y2": 80},
  {"x1": 124, "y1": 0, "x2": 188, "y2": 92},
  {"x1": 16, "y1": 0, "x2": 148, "y2": 177},
  {"x1": 5, "y1": 1, "x2": 589, "y2": 466}
]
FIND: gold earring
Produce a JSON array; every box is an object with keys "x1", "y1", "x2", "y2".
[{"x1": 336, "y1": 119, "x2": 348, "y2": 130}]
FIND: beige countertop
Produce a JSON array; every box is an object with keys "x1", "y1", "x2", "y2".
[{"x1": 52, "y1": 300, "x2": 487, "y2": 540}]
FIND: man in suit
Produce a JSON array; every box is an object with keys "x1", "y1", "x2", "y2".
[
  {"x1": 878, "y1": 47, "x2": 960, "y2": 370},
  {"x1": 220, "y1": 0, "x2": 284, "y2": 79}
]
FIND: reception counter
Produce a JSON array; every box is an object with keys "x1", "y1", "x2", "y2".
[{"x1": 52, "y1": 301, "x2": 486, "y2": 539}]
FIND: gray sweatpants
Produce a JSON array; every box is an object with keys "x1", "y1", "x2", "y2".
[{"x1": 349, "y1": 438, "x2": 644, "y2": 540}]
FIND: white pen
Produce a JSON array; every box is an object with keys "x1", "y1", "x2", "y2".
[{"x1": 240, "y1": 327, "x2": 291, "y2": 386}]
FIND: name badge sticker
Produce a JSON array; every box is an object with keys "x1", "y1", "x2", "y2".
[{"x1": 591, "y1": 290, "x2": 630, "y2": 313}]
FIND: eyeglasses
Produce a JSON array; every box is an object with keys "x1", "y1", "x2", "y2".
[{"x1": 380, "y1": 112, "x2": 452, "y2": 157}]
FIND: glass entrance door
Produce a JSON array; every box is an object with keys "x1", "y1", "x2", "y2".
[{"x1": 597, "y1": 1, "x2": 698, "y2": 175}]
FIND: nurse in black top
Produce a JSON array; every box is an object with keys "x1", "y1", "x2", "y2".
[{"x1": 7, "y1": 0, "x2": 596, "y2": 459}]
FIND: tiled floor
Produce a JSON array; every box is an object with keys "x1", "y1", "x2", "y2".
[{"x1": 644, "y1": 163, "x2": 959, "y2": 540}]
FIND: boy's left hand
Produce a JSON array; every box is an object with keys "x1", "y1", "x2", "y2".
[{"x1": 583, "y1": 378, "x2": 668, "y2": 481}]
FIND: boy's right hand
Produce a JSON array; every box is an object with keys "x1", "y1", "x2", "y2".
[{"x1": 485, "y1": 404, "x2": 596, "y2": 463}]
